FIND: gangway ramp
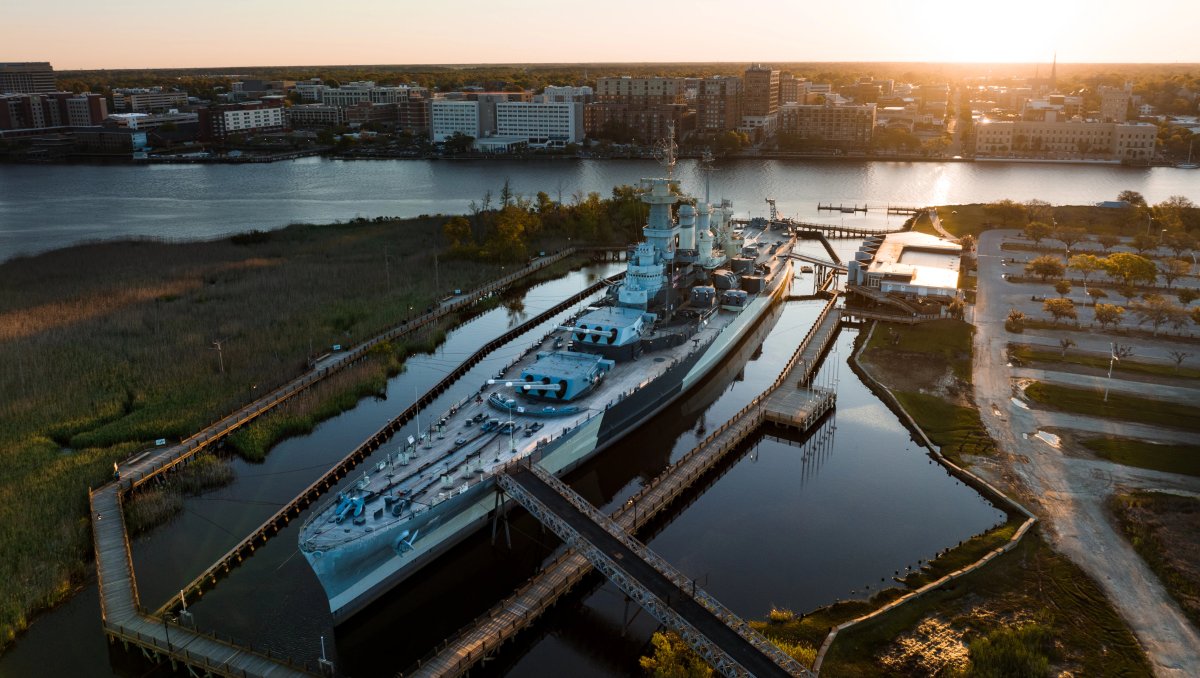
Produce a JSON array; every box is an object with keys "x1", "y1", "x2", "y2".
[
  {"x1": 496, "y1": 462, "x2": 812, "y2": 678},
  {"x1": 789, "y1": 252, "x2": 848, "y2": 274}
]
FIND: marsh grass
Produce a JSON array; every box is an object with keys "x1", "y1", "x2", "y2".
[
  {"x1": 123, "y1": 454, "x2": 234, "y2": 534},
  {"x1": 0, "y1": 215, "x2": 528, "y2": 649}
]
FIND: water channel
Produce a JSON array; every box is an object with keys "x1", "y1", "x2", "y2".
[
  {"x1": 1, "y1": 158, "x2": 1196, "y2": 260},
  {"x1": 0, "y1": 233, "x2": 1010, "y2": 677}
]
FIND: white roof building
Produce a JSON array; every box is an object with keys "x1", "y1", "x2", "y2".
[{"x1": 848, "y1": 232, "x2": 961, "y2": 297}]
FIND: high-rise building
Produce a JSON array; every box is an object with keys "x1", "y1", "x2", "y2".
[
  {"x1": 495, "y1": 101, "x2": 583, "y2": 146},
  {"x1": 0, "y1": 62, "x2": 56, "y2": 94},
  {"x1": 696, "y1": 77, "x2": 743, "y2": 132},
  {"x1": 587, "y1": 77, "x2": 690, "y2": 141},
  {"x1": 779, "y1": 73, "x2": 808, "y2": 105},
  {"x1": 0, "y1": 92, "x2": 107, "y2": 130},
  {"x1": 429, "y1": 100, "x2": 481, "y2": 142},
  {"x1": 1099, "y1": 84, "x2": 1132, "y2": 122},
  {"x1": 743, "y1": 65, "x2": 780, "y2": 117}
]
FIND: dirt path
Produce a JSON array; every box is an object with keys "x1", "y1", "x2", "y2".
[{"x1": 973, "y1": 230, "x2": 1200, "y2": 677}]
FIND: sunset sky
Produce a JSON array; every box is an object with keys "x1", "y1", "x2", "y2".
[{"x1": 5, "y1": 0, "x2": 1198, "y2": 70}]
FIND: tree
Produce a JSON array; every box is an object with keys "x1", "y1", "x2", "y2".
[
  {"x1": 1157, "y1": 259, "x2": 1190, "y2": 288},
  {"x1": 1169, "y1": 350, "x2": 1193, "y2": 373},
  {"x1": 1054, "y1": 280, "x2": 1072, "y2": 296},
  {"x1": 443, "y1": 132, "x2": 475, "y2": 154},
  {"x1": 1005, "y1": 308, "x2": 1026, "y2": 332},
  {"x1": 1093, "y1": 303, "x2": 1125, "y2": 329},
  {"x1": 1117, "y1": 190, "x2": 1147, "y2": 208},
  {"x1": 1096, "y1": 234, "x2": 1121, "y2": 252},
  {"x1": 1163, "y1": 231, "x2": 1196, "y2": 258},
  {"x1": 1053, "y1": 225, "x2": 1088, "y2": 255},
  {"x1": 1025, "y1": 255, "x2": 1065, "y2": 281},
  {"x1": 1025, "y1": 199, "x2": 1053, "y2": 224},
  {"x1": 1103, "y1": 253, "x2": 1157, "y2": 287},
  {"x1": 1130, "y1": 295, "x2": 1187, "y2": 336},
  {"x1": 984, "y1": 199, "x2": 1025, "y2": 226},
  {"x1": 1178, "y1": 289, "x2": 1199, "y2": 305},
  {"x1": 1043, "y1": 298, "x2": 1077, "y2": 324},
  {"x1": 442, "y1": 216, "x2": 474, "y2": 253},
  {"x1": 1129, "y1": 232, "x2": 1159, "y2": 255},
  {"x1": 947, "y1": 297, "x2": 966, "y2": 319},
  {"x1": 1023, "y1": 221, "x2": 1053, "y2": 245},
  {"x1": 1058, "y1": 337, "x2": 1076, "y2": 357},
  {"x1": 1068, "y1": 254, "x2": 1104, "y2": 285},
  {"x1": 639, "y1": 631, "x2": 713, "y2": 678}
]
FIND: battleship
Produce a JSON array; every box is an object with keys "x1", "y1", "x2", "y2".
[{"x1": 299, "y1": 149, "x2": 797, "y2": 622}]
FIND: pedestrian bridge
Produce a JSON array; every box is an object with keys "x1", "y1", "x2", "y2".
[{"x1": 496, "y1": 461, "x2": 813, "y2": 678}]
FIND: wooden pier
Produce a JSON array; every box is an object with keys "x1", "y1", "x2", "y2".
[
  {"x1": 407, "y1": 294, "x2": 844, "y2": 677},
  {"x1": 816, "y1": 203, "x2": 924, "y2": 215},
  {"x1": 89, "y1": 248, "x2": 593, "y2": 677}
]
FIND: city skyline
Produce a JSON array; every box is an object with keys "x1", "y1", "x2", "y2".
[{"x1": 4, "y1": 0, "x2": 1200, "y2": 70}]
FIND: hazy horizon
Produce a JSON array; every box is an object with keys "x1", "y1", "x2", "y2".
[{"x1": 6, "y1": 0, "x2": 1199, "y2": 70}]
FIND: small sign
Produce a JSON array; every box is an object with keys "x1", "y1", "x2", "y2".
[
  {"x1": 155, "y1": 438, "x2": 167, "y2": 446},
  {"x1": 407, "y1": 435, "x2": 415, "y2": 446},
  {"x1": 332, "y1": 344, "x2": 342, "y2": 351}
]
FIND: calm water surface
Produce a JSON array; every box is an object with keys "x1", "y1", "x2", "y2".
[{"x1": 1, "y1": 158, "x2": 1196, "y2": 259}]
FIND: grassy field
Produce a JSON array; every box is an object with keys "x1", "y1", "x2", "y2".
[
  {"x1": 820, "y1": 531, "x2": 1151, "y2": 676},
  {"x1": 865, "y1": 319, "x2": 974, "y2": 382},
  {"x1": 0, "y1": 215, "x2": 563, "y2": 649},
  {"x1": 1109, "y1": 492, "x2": 1200, "y2": 629},
  {"x1": 935, "y1": 203, "x2": 1133, "y2": 238},
  {"x1": 1023, "y1": 381, "x2": 1200, "y2": 432},
  {"x1": 1082, "y1": 436, "x2": 1200, "y2": 477},
  {"x1": 1009, "y1": 344, "x2": 1200, "y2": 380},
  {"x1": 861, "y1": 320, "x2": 993, "y2": 465}
]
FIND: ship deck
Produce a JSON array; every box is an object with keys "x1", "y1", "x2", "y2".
[{"x1": 299, "y1": 225, "x2": 795, "y2": 555}]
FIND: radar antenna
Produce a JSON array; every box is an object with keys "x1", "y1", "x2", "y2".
[
  {"x1": 655, "y1": 122, "x2": 678, "y2": 179},
  {"x1": 698, "y1": 148, "x2": 720, "y2": 204}
]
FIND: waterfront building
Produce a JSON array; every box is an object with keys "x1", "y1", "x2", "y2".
[
  {"x1": 430, "y1": 99, "x2": 481, "y2": 142},
  {"x1": 975, "y1": 118, "x2": 1157, "y2": 159},
  {"x1": 743, "y1": 65, "x2": 780, "y2": 118},
  {"x1": 286, "y1": 104, "x2": 345, "y2": 127},
  {"x1": 112, "y1": 89, "x2": 189, "y2": 113},
  {"x1": 696, "y1": 76, "x2": 743, "y2": 132},
  {"x1": 741, "y1": 65, "x2": 780, "y2": 138},
  {"x1": 73, "y1": 127, "x2": 149, "y2": 153},
  {"x1": 198, "y1": 100, "x2": 285, "y2": 140},
  {"x1": 778, "y1": 102, "x2": 876, "y2": 145},
  {"x1": 495, "y1": 101, "x2": 583, "y2": 146},
  {"x1": 0, "y1": 92, "x2": 107, "y2": 131},
  {"x1": 0, "y1": 62, "x2": 55, "y2": 94},
  {"x1": 847, "y1": 232, "x2": 962, "y2": 299},
  {"x1": 586, "y1": 76, "x2": 691, "y2": 141},
  {"x1": 346, "y1": 102, "x2": 397, "y2": 128}
]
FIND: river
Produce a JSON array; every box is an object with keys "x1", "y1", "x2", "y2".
[
  {"x1": 1, "y1": 158, "x2": 1196, "y2": 260},
  {"x1": 0, "y1": 235, "x2": 1008, "y2": 677}
]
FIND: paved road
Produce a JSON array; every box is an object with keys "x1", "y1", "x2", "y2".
[
  {"x1": 973, "y1": 230, "x2": 1200, "y2": 677},
  {"x1": 1009, "y1": 367, "x2": 1200, "y2": 402}
]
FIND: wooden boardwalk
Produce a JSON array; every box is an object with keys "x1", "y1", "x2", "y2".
[
  {"x1": 407, "y1": 293, "x2": 842, "y2": 677},
  {"x1": 90, "y1": 249, "x2": 587, "y2": 676}
]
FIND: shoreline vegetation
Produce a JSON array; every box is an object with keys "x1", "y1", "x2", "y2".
[{"x1": 0, "y1": 185, "x2": 648, "y2": 651}]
